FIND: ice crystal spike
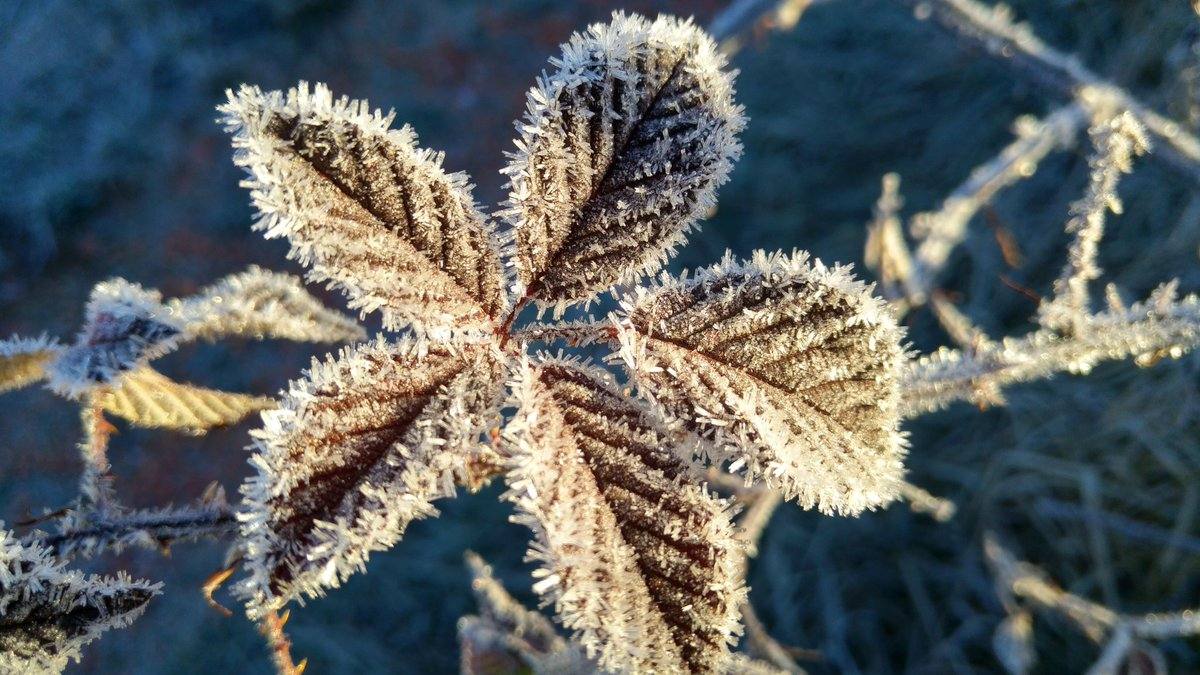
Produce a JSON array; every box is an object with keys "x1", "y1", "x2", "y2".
[
  {"x1": 237, "y1": 337, "x2": 506, "y2": 618},
  {"x1": 0, "y1": 527, "x2": 160, "y2": 674},
  {"x1": 46, "y1": 280, "x2": 183, "y2": 398},
  {"x1": 220, "y1": 82, "x2": 508, "y2": 336},
  {"x1": 173, "y1": 266, "x2": 365, "y2": 344},
  {"x1": 615, "y1": 250, "x2": 907, "y2": 516},
  {"x1": 0, "y1": 335, "x2": 62, "y2": 395},
  {"x1": 502, "y1": 12, "x2": 745, "y2": 312},
  {"x1": 503, "y1": 356, "x2": 745, "y2": 673}
]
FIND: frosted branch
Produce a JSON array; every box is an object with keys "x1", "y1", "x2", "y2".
[
  {"x1": 901, "y1": 283, "x2": 1200, "y2": 416},
  {"x1": 33, "y1": 501, "x2": 236, "y2": 560},
  {"x1": 898, "y1": 0, "x2": 1200, "y2": 185},
  {"x1": 903, "y1": 106, "x2": 1085, "y2": 314},
  {"x1": 709, "y1": 0, "x2": 829, "y2": 55},
  {"x1": 984, "y1": 534, "x2": 1200, "y2": 673}
]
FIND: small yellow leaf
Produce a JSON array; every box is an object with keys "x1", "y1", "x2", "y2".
[
  {"x1": 0, "y1": 336, "x2": 62, "y2": 394},
  {"x1": 98, "y1": 367, "x2": 273, "y2": 434}
]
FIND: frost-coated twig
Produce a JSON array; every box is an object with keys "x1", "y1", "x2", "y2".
[
  {"x1": 78, "y1": 395, "x2": 117, "y2": 511},
  {"x1": 900, "y1": 283, "x2": 1200, "y2": 416},
  {"x1": 897, "y1": 0, "x2": 1200, "y2": 185},
  {"x1": 905, "y1": 106, "x2": 1085, "y2": 313},
  {"x1": 33, "y1": 502, "x2": 237, "y2": 559},
  {"x1": 1038, "y1": 112, "x2": 1150, "y2": 334},
  {"x1": 901, "y1": 109, "x2": 1199, "y2": 416},
  {"x1": 741, "y1": 601, "x2": 808, "y2": 673},
  {"x1": 897, "y1": 479, "x2": 957, "y2": 522},
  {"x1": 984, "y1": 534, "x2": 1200, "y2": 674},
  {"x1": 708, "y1": 0, "x2": 827, "y2": 54}
]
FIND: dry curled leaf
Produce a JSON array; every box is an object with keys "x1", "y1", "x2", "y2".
[
  {"x1": 616, "y1": 250, "x2": 907, "y2": 515},
  {"x1": 237, "y1": 337, "x2": 506, "y2": 617},
  {"x1": 221, "y1": 82, "x2": 507, "y2": 336},
  {"x1": 96, "y1": 367, "x2": 274, "y2": 434},
  {"x1": 0, "y1": 527, "x2": 160, "y2": 674},
  {"x1": 504, "y1": 356, "x2": 744, "y2": 673},
  {"x1": 502, "y1": 12, "x2": 744, "y2": 311},
  {"x1": 172, "y1": 266, "x2": 365, "y2": 344},
  {"x1": 45, "y1": 280, "x2": 183, "y2": 398},
  {"x1": 0, "y1": 335, "x2": 62, "y2": 394}
]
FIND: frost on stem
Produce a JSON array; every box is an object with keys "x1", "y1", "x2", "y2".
[
  {"x1": 0, "y1": 335, "x2": 62, "y2": 394},
  {"x1": 172, "y1": 266, "x2": 365, "y2": 344},
  {"x1": 503, "y1": 356, "x2": 745, "y2": 674},
  {"x1": 502, "y1": 12, "x2": 745, "y2": 312},
  {"x1": 458, "y1": 551, "x2": 593, "y2": 674},
  {"x1": 616, "y1": 250, "x2": 907, "y2": 516},
  {"x1": 1038, "y1": 111, "x2": 1150, "y2": 333},
  {"x1": 0, "y1": 527, "x2": 160, "y2": 674},
  {"x1": 237, "y1": 337, "x2": 506, "y2": 618},
  {"x1": 46, "y1": 280, "x2": 184, "y2": 399},
  {"x1": 221, "y1": 82, "x2": 507, "y2": 336}
]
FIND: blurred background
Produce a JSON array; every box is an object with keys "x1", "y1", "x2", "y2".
[{"x1": 2, "y1": 0, "x2": 1199, "y2": 672}]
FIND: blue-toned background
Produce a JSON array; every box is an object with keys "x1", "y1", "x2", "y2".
[{"x1": 2, "y1": 1, "x2": 1198, "y2": 672}]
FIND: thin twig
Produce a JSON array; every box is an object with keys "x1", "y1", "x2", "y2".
[
  {"x1": 897, "y1": 479, "x2": 957, "y2": 522},
  {"x1": 900, "y1": 282, "x2": 1200, "y2": 416},
  {"x1": 260, "y1": 609, "x2": 307, "y2": 675},
  {"x1": 32, "y1": 503, "x2": 237, "y2": 558},
  {"x1": 984, "y1": 533, "x2": 1200, "y2": 673},
  {"x1": 741, "y1": 601, "x2": 808, "y2": 673},
  {"x1": 897, "y1": 0, "x2": 1200, "y2": 185},
  {"x1": 903, "y1": 106, "x2": 1085, "y2": 315},
  {"x1": 709, "y1": 0, "x2": 829, "y2": 53}
]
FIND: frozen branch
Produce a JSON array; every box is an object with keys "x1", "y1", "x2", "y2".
[
  {"x1": 1038, "y1": 112, "x2": 1150, "y2": 333},
  {"x1": 901, "y1": 282, "x2": 1200, "y2": 416},
  {"x1": 984, "y1": 534, "x2": 1200, "y2": 674},
  {"x1": 32, "y1": 500, "x2": 237, "y2": 559},
  {"x1": 906, "y1": 106, "x2": 1085, "y2": 312},
  {"x1": 897, "y1": 0, "x2": 1200, "y2": 185},
  {"x1": 897, "y1": 479, "x2": 957, "y2": 522},
  {"x1": 709, "y1": 0, "x2": 829, "y2": 54}
]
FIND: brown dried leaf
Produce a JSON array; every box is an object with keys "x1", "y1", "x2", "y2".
[
  {"x1": 616, "y1": 250, "x2": 907, "y2": 515},
  {"x1": 504, "y1": 356, "x2": 744, "y2": 673},
  {"x1": 237, "y1": 337, "x2": 506, "y2": 617},
  {"x1": 222, "y1": 82, "x2": 507, "y2": 336}
]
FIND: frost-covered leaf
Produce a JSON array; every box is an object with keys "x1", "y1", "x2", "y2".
[
  {"x1": 0, "y1": 335, "x2": 62, "y2": 394},
  {"x1": 96, "y1": 367, "x2": 273, "y2": 434},
  {"x1": 504, "y1": 356, "x2": 744, "y2": 673},
  {"x1": 615, "y1": 250, "x2": 907, "y2": 516},
  {"x1": 172, "y1": 266, "x2": 364, "y2": 344},
  {"x1": 237, "y1": 337, "x2": 506, "y2": 617},
  {"x1": 0, "y1": 527, "x2": 159, "y2": 674},
  {"x1": 502, "y1": 12, "x2": 744, "y2": 311},
  {"x1": 221, "y1": 82, "x2": 507, "y2": 336},
  {"x1": 45, "y1": 280, "x2": 183, "y2": 398}
]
